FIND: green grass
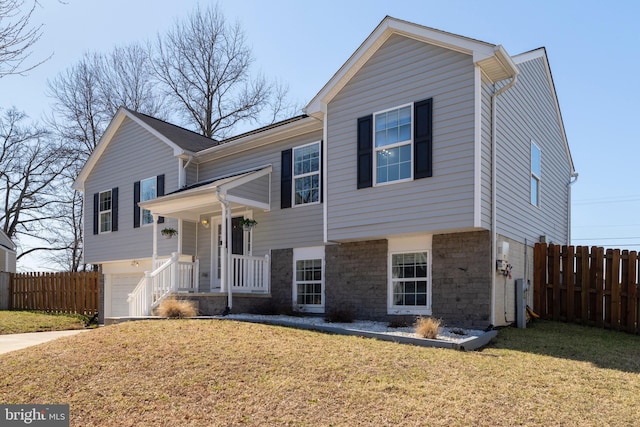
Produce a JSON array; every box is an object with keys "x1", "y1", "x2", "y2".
[
  {"x1": 1, "y1": 319, "x2": 639, "y2": 426},
  {"x1": 0, "y1": 311, "x2": 86, "y2": 334}
]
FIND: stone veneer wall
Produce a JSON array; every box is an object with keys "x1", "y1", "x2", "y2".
[
  {"x1": 268, "y1": 248, "x2": 293, "y2": 312},
  {"x1": 325, "y1": 240, "x2": 394, "y2": 321},
  {"x1": 432, "y1": 230, "x2": 492, "y2": 328}
]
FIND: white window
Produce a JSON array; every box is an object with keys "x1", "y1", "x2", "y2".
[
  {"x1": 374, "y1": 104, "x2": 413, "y2": 185},
  {"x1": 293, "y1": 246, "x2": 325, "y2": 313},
  {"x1": 293, "y1": 141, "x2": 320, "y2": 206},
  {"x1": 140, "y1": 176, "x2": 157, "y2": 225},
  {"x1": 531, "y1": 141, "x2": 541, "y2": 207},
  {"x1": 99, "y1": 190, "x2": 112, "y2": 233},
  {"x1": 387, "y1": 235, "x2": 432, "y2": 315}
]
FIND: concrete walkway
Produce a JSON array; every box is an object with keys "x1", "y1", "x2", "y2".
[{"x1": 0, "y1": 330, "x2": 91, "y2": 355}]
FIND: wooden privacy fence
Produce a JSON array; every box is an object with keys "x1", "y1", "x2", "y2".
[
  {"x1": 534, "y1": 243, "x2": 640, "y2": 333},
  {"x1": 9, "y1": 271, "x2": 99, "y2": 315}
]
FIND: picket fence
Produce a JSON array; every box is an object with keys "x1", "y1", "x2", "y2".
[
  {"x1": 9, "y1": 271, "x2": 99, "y2": 315},
  {"x1": 534, "y1": 243, "x2": 640, "y2": 333}
]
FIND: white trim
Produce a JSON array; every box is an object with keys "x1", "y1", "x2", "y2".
[
  {"x1": 98, "y1": 189, "x2": 113, "y2": 234},
  {"x1": 305, "y1": 16, "x2": 515, "y2": 118},
  {"x1": 530, "y1": 140, "x2": 541, "y2": 207},
  {"x1": 387, "y1": 235, "x2": 432, "y2": 316},
  {"x1": 292, "y1": 246, "x2": 325, "y2": 313},
  {"x1": 140, "y1": 176, "x2": 158, "y2": 226},
  {"x1": 473, "y1": 66, "x2": 483, "y2": 228},
  {"x1": 73, "y1": 108, "x2": 189, "y2": 191},
  {"x1": 322, "y1": 109, "x2": 328, "y2": 244},
  {"x1": 292, "y1": 140, "x2": 322, "y2": 207},
  {"x1": 372, "y1": 102, "x2": 414, "y2": 186},
  {"x1": 513, "y1": 48, "x2": 574, "y2": 174}
]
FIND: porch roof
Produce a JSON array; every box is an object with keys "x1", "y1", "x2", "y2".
[{"x1": 138, "y1": 165, "x2": 272, "y2": 221}]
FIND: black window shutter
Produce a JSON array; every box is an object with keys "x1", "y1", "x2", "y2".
[
  {"x1": 281, "y1": 149, "x2": 292, "y2": 209},
  {"x1": 93, "y1": 193, "x2": 99, "y2": 235},
  {"x1": 357, "y1": 115, "x2": 373, "y2": 189},
  {"x1": 111, "y1": 187, "x2": 119, "y2": 232},
  {"x1": 133, "y1": 181, "x2": 141, "y2": 228},
  {"x1": 414, "y1": 98, "x2": 433, "y2": 179},
  {"x1": 157, "y1": 174, "x2": 165, "y2": 224}
]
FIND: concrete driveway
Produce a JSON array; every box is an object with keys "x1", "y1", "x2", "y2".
[{"x1": 0, "y1": 330, "x2": 91, "y2": 355}]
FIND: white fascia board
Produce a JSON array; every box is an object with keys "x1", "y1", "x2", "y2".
[
  {"x1": 305, "y1": 16, "x2": 498, "y2": 117},
  {"x1": 72, "y1": 108, "x2": 127, "y2": 191},
  {"x1": 194, "y1": 116, "x2": 321, "y2": 163},
  {"x1": 73, "y1": 108, "x2": 191, "y2": 191},
  {"x1": 123, "y1": 110, "x2": 190, "y2": 157},
  {"x1": 513, "y1": 48, "x2": 574, "y2": 174}
]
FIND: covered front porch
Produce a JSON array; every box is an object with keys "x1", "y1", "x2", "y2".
[{"x1": 128, "y1": 166, "x2": 273, "y2": 316}]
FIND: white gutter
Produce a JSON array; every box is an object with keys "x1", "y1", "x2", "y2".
[
  {"x1": 567, "y1": 172, "x2": 579, "y2": 245},
  {"x1": 490, "y1": 74, "x2": 518, "y2": 327},
  {"x1": 178, "y1": 155, "x2": 194, "y2": 188}
]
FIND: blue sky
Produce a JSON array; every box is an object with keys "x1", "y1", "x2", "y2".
[{"x1": 1, "y1": 0, "x2": 639, "y2": 268}]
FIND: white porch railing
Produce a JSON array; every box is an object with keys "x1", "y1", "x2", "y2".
[
  {"x1": 231, "y1": 254, "x2": 270, "y2": 293},
  {"x1": 127, "y1": 252, "x2": 199, "y2": 316}
]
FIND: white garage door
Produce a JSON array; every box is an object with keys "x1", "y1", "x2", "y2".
[{"x1": 111, "y1": 274, "x2": 143, "y2": 317}]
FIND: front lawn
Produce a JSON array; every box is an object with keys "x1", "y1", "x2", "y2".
[
  {"x1": 1, "y1": 319, "x2": 639, "y2": 426},
  {"x1": 0, "y1": 311, "x2": 85, "y2": 334}
]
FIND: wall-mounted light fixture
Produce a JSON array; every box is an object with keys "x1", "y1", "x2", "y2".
[
  {"x1": 131, "y1": 260, "x2": 139, "y2": 267},
  {"x1": 201, "y1": 219, "x2": 210, "y2": 229}
]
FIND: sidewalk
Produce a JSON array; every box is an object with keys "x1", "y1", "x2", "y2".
[{"x1": 0, "y1": 330, "x2": 91, "y2": 355}]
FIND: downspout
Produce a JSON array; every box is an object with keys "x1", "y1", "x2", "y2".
[
  {"x1": 567, "y1": 172, "x2": 579, "y2": 245},
  {"x1": 179, "y1": 155, "x2": 193, "y2": 188},
  {"x1": 152, "y1": 214, "x2": 159, "y2": 266},
  {"x1": 491, "y1": 74, "x2": 518, "y2": 327}
]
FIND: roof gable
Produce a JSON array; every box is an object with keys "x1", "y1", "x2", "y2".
[
  {"x1": 513, "y1": 48, "x2": 574, "y2": 173},
  {"x1": 305, "y1": 16, "x2": 518, "y2": 118},
  {"x1": 73, "y1": 107, "x2": 216, "y2": 190}
]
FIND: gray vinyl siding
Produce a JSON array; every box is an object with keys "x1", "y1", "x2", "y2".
[
  {"x1": 195, "y1": 130, "x2": 323, "y2": 255},
  {"x1": 181, "y1": 221, "x2": 197, "y2": 256},
  {"x1": 480, "y1": 74, "x2": 494, "y2": 229},
  {"x1": 186, "y1": 163, "x2": 198, "y2": 186},
  {"x1": 326, "y1": 34, "x2": 477, "y2": 241},
  {"x1": 84, "y1": 117, "x2": 181, "y2": 263},
  {"x1": 228, "y1": 175, "x2": 270, "y2": 205},
  {"x1": 495, "y1": 56, "x2": 570, "y2": 245}
]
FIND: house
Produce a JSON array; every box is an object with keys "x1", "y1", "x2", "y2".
[
  {"x1": 0, "y1": 229, "x2": 16, "y2": 273},
  {"x1": 73, "y1": 17, "x2": 575, "y2": 328}
]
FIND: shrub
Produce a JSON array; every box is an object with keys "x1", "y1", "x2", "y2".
[
  {"x1": 157, "y1": 297, "x2": 197, "y2": 318},
  {"x1": 324, "y1": 308, "x2": 354, "y2": 323},
  {"x1": 414, "y1": 316, "x2": 441, "y2": 339}
]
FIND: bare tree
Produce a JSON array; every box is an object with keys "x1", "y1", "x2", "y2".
[
  {"x1": 47, "y1": 44, "x2": 165, "y2": 271},
  {"x1": 0, "y1": 0, "x2": 47, "y2": 77},
  {"x1": 153, "y1": 4, "x2": 277, "y2": 139},
  {"x1": 96, "y1": 43, "x2": 166, "y2": 119},
  {"x1": 0, "y1": 108, "x2": 77, "y2": 261},
  {"x1": 47, "y1": 53, "x2": 106, "y2": 158}
]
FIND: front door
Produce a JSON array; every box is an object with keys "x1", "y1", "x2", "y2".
[{"x1": 211, "y1": 216, "x2": 247, "y2": 290}]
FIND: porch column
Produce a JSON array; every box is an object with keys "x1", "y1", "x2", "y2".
[
  {"x1": 220, "y1": 201, "x2": 227, "y2": 294},
  {"x1": 152, "y1": 214, "x2": 159, "y2": 266},
  {"x1": 226, "y1": 200, "x2": 233, "y2": 309}
]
